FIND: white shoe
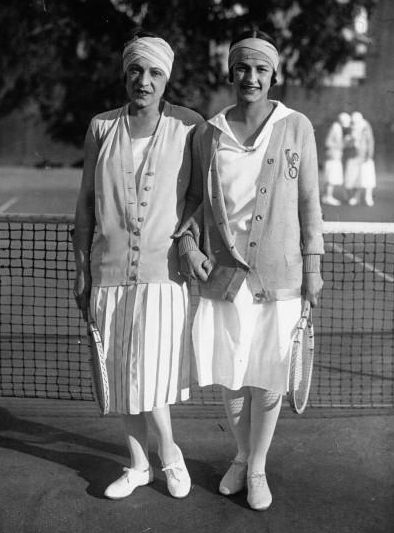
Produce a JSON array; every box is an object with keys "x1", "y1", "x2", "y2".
[
  {"x1": 247, "y1": 473, "x2": 272, "y2": 511},
  {"x1": 348, "y1": 197, "x2": 359, "y2": 206},
  {"x1": 104, "y1": 466, "x2": 153, "y2": 499},
  {"x1": 322, "y1": 196, "x2": 341, "y2": 206},
  {"x1": 162, "y1": 446, "x2": 191, "y2": 498},
  {"x1": 219, "y1": 460, "x2": 248, "y2": 495}
]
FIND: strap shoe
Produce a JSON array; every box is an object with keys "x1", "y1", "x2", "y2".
[{"x1": 162, "y1": 445, "x2": 191, "y2": 498}]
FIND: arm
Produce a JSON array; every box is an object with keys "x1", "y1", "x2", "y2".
[
  {"x1": 298, "y1": 120, "x2": 325, "y2": 307},
  {"x1": 174, "y1": 124, "x2": 205, "y2": 243},
  {"x1": 73, "y1": 124, "x2": 99, "y2": 320},
  {"x1": 175, "y1": 123, "x2": 212, "y2": 281}
]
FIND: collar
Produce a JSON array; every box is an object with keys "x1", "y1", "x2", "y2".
[{"x1": 208, "y1": 100, "x2": 293, "y2": 148}]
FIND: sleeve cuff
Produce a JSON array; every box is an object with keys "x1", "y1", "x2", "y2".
[
  {"x1": 178, "y1": 233, "x2": 199, "y2": 256},
  {"x1": 303, "y1": 254, "x2": 321, "y2": 273}
]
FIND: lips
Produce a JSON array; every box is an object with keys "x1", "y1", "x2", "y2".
[{"x1": 240, "y1": 86, "x2": 261, "y2": 94}]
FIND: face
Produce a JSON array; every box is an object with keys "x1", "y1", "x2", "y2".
[
  {"x1": 351, "y1": 112, "x2": 363, "y2": 126},
  {"x1": 338, "y1": 113, "x2": 351, "y2": 128},
  {"x1": 232, "y1": 57, "x2": 274, "y2": 104},
  {"x1": 125, "y1": 57, "x2": 167, "y2": 110}
]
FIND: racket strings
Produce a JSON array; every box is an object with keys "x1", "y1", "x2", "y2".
[
  {"x1": 288, "y1": 302, "x2": 314, "y2": 414},
  {"x1": 88, "y1": 321, "x2": 110, "y2": 415},
  {"x1": 292, "y1": 323, "x2": 314, "y2": 412}
]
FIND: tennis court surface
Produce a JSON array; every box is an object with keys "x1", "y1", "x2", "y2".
[
  {"x1": 0, "y1": 167, "x2": 393, "y2": 532},
  {"x1": 0, "y1": 401, "x2": 392, "y2": 533}
]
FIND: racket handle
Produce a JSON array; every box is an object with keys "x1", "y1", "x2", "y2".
[
  {"x1": 302, "y1": 299, "x2": 311, "y2": 318},
  {"x1": 86, "y1": 306, "x2": 94, "y2": 324}
]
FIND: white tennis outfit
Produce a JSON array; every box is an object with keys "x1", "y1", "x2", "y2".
[
  {"x1": 192, "y1": 103, "x2": 301, "y2": 394},
  {"x1": 88, "y1": 102, "x2": 202, "y2": 415},
  {"x1": 91, "y1": 135, "x2": 191, "y2": 414}
]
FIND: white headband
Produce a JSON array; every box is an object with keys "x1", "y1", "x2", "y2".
[
  {"x1": 123, "y1": 37, "x2": 174, "y2": 80},
  {"x1": 228, "y1": 38, "x2": 280, "y2": 72}
]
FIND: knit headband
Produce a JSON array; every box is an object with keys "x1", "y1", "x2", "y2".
[
  {"x1": 228, "y1": 38, "x2": 280, "y2": 72},
  {"x1": 122, "y1": 37, "x2": 174, "y2": 80}
]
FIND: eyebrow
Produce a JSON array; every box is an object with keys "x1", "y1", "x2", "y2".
[
  {"x1": 234, "y1": 61, "x2": 270, "y2": 68},
  {"x1": 127, "y1": 64, "x2": 164, "y2": 73}
]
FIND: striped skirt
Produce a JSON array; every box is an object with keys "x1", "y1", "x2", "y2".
[{"x1": 90, "y1": 283, "x2": 191, "y2": 415}]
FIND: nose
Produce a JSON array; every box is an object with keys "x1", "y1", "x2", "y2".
[
  {"x1": 244, "y1": 67, "x2": 258, "y2": 85},
  {"x1": 139, "y1": 70, "x2": 151, "y2": 86}
]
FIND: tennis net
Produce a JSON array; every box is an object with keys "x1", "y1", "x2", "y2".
[{"x1": 0, "y1": 215, "x2": 393, "y2": 408}]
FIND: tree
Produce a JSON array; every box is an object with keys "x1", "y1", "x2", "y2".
[{"x1": 0, "y1": 0, "x2": 378, "y2": 146}]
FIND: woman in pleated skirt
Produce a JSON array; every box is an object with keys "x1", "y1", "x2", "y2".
[{"x1": 73, "y1": 30, "x2": 203, "y2": 500}]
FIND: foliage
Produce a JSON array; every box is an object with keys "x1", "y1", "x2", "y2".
[{"x1": 0, "y1": 0, "x2": 378, "y2": 146}]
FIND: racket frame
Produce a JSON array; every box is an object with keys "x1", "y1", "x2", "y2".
[
  {"x1": 288, "y1": 300, "x2": 314, "y2": 415},
  {"x1": 87, "y1": 309, "x2": 110, "y2": 415}
]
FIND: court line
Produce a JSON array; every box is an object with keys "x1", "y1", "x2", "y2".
[
  {"x1": 0, "y1": 197, "x2": 19, "y2": 213},
  {"x1": 327, "y1": 242, "x2": 394, "y2": 283}
]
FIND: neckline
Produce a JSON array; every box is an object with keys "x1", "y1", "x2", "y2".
[
  {"x1": 125, "y1": 100, "x2": 167, "y2": 139},
  {"x1": 223, "y1": 101, "x2": 278, "y2": 149}
]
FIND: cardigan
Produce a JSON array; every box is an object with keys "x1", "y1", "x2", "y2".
[
  {"x1": 179, "y1": 104, "x2": 324, "y2": 302},
  {"x1": 89, "y1": 101, "x2": 203, "y2": 286}
]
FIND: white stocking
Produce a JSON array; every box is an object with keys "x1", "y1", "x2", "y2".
[
  {"x1": 248, "y1": 387, "x2": 282, "y2": 474},
  {"x1": 222, "y1": 387, "x2": 251, "y2": 462}
]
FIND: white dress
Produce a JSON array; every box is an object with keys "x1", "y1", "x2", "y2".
[
  {"x1": 192, "y1": 102, "x2": 301, "y2": 395},
  {"x1": 90, "y1": 136, "x2": 191, "y2": 415}
]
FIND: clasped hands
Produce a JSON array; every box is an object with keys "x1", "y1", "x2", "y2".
[
  {"x1": 180, "y1": 254, "x2": 323, "y2": 307},
  {"x1": 180, "y1": 250, "x2": 213, "y2": 282}
]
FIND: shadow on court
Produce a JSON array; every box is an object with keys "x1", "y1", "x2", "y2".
[
  {"x1": 0, "y1": 407, "x2": 219, "y2": 501},
  {"x1": 0, "y1": 402, "x2": 393, "y2": 533}
]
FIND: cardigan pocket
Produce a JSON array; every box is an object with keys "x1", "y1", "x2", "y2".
[
  {"x1": 199, "y1": 264, "x2": 247, "y2": 302},
  {"x1": 204, "y1": 264, "x2": 236, "y2": 291}
]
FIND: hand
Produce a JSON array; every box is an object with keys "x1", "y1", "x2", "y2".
[
  {"x1": 180, "y1": 250, "x2": 212, "y2": 282},
  {"x1": 301, "y1": 272, "x2": 323, "y2": 308},
  {"x1": 73, "y1": 270, "x2": 92, "y2": 321},
  {"x1": 173, "y1": 217, "x2": 200, "y2": 244},
  {"x1": 172, "y1": 205, "x2": 203, "y2": 243}
]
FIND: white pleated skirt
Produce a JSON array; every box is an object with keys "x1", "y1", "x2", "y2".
[
  {"x1": 192, "y1": 281, "x2": 301, "y2": 395},
  {"x1": 90, "y1": 283, "x2": 191, "y2": 415}
]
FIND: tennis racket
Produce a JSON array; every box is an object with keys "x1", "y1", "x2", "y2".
[
  {"x1": 288, "y1": 300, "x2": 315, "y2": 415},
  {"x1": 87, "y1": 309, "x2": 110, "y2": 415}
]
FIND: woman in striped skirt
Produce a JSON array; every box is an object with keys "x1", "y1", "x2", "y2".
[{"x1": 73, "y1": 30, "x2": 203, "y2": 500}]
